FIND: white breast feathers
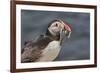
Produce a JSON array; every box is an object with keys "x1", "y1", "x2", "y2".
[{"x1": 37, "y1": 41, "x2": 61, "y2": 62}]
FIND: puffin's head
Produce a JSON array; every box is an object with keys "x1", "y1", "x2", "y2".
[{"x1": 46, "y1": 19, "x2": 72, "y2": 44}]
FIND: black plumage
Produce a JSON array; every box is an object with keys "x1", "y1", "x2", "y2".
[{"x1": 21, "y1": 35, "x2": 54, "y2": 62}]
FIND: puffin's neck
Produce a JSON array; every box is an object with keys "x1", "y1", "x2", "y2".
[{"x1": 46, "y1": 31, "x2": 60, "y2": 41}]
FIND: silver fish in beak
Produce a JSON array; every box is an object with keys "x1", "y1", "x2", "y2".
[{"x1": 60, "y1": 21, "x2": 72, "y2": 45}]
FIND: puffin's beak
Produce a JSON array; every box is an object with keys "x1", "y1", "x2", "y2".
[
  {"x1": 59, "y1": 20, "x2": 72, "y2": 45},
  {"x1": 64, "y1": 23, "x2": 72, "y2": 38}
]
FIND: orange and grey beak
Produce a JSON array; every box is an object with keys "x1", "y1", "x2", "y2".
[
  {"x1": 60, "y1": 21, "x2": 72, "y2": 45},
  {"x1": 64, "y1": 23, "x2": 71, "y2": 32},
  {"x1": 63, "y1": 23, "x2": 72, "y2": 38}
]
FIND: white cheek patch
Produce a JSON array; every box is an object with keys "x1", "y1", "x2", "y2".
[
  {"x1": 48, "y1": 27, "x2": 56, "y2": 36},
  {"x1": 48, "y1": 27, "x2": 60, "y2": 36}
]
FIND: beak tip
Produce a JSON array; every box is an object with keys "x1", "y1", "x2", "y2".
[{"x1": 64, "y1": 24, "x2": 72, "y2": 32}]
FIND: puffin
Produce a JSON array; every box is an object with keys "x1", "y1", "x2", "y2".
[{"x1": 21, "y1": 19, "x2": 72, "y2": 63}]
